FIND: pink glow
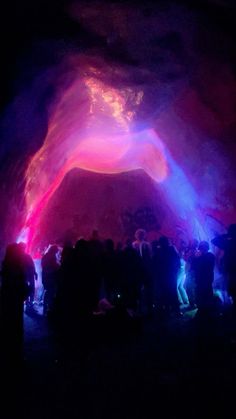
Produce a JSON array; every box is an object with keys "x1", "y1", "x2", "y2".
[{"x1": 21, "y1": 73, "x2": 168, "y2": 252}]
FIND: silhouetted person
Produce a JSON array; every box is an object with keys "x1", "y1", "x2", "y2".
[
  {"x1": 184, "y1": 239, "x2": 199, "y2": 308},
  {"x1": 61, "y1": 242, "x2": 74, "y2": 265},
  {"x1": 119, "y1": 240, "x2": 144, "y2": 311},
  {"x1": 0, "y1": 243, "x2": 30, "y2": 364},
  {"x1": 212, "y1": 224, "x2": 236, "y2": 311},
  {"x1": 71, "y1": 239, "x2": 102, "y2": 317},
  {"x1": 193, "y1": 241, "x2": 215, "y2": 315},
  {"x1": 70, "y1": 239, "x2": 102, "y2": 359},
  {"x1": 41, "y1": 245, "x2": 59, "y2": 316},
  {"x1": 151, "y1": 240, "x2": 160, "y2": 308},
  {"x1": 132, "y1": 229, "x2": 152, "y2": 260},
  {"x1": 155, "y1": 236, "x2": 180, "y2": 314},
  {"x1": 177, "y1": 242, "x2": 189, "y2": 306},
  {"x1": 102, "y1": 239, "x2": 119, "y2": 303},
  {"x1": 58, "y1": 238, "x2": 95, "y2": 337},
  {"x1": 18, "y1": 242, "x2": 37, "y2": 308},
  {"x1": 88, "y1": 233, "x2": 103, "y2": 310},
  {"x1": 133, "y1": 229, "x2": 153, "y2": 314},
  {"x1": 55, "y1": 242, "x2": 74, "y2": 322}
]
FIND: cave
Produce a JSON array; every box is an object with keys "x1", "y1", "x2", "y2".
[{"x1": 1, "y1": 2, "x2": 236, "y2": 418}]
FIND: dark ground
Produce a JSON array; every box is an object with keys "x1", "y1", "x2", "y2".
[{"x1": 2, "y1": 305, "x2": 236, "y2": 419}]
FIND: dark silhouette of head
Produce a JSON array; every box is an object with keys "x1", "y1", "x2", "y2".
[
  {"x1": 198, "y1": 241, "x2": 209, "y2": 254},
  {"x1": 18, "y1": 242, "x2": 27, "y2": 254},
  {"x1": 61, "y1": 244, "x2": 73, "y2": 264},
  {"x1": 75, "y1": 239, "x2": 89, "y2": 255},
  {"x1": 48, "y1": 245, "x2": 58, "y2": 257}
]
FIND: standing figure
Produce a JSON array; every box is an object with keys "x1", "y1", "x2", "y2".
[
  {"x1": 1, "y1": 243, "x2": 30, "y2": 364},
  {"x1": 212, "y1": 224, "x2": 236, "y2": 311},
  {"x1": 184, "y1": 239, "x2": 199, "y2": 308},
  {"x1": 177, "y1": 242, "x2": 189, "y2": 306},
  {"x1": 102, "y1": 239, "x2": 119, "y2": 303},
  {"x1": 41, "y1": 245, "x2": 59, "y2": 316},
  {"x1": 119, "y1": 239, "x2": 144, "y2": 311},
  {"x1": 154, "y1": 236, "x2": 180, "y2": 314},
  {"x1": 18, "y1": 242, "x2": 38, "y2": 308},
  {"x1": 193, "y1": 241, "x2": 215, "y2": 315},
  {"x1": 132, "y1": 229, "x2": 153, "y2": 314}
]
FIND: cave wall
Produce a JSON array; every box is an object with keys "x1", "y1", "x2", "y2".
[{"x1": 0, "y1": 0, "x2": 236, "y2": 253}]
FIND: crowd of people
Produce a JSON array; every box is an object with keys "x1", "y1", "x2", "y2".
[
  {"x1": 1, "y1": 224, "x2": 236, "y2": 362},
  {"x1": 39, "y1": 230, "x2": 215, "y2": 320}
]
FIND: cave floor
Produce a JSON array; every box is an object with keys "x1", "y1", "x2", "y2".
[{"x1": 3, "y1": 306, "x2": 236, "y2": 419}]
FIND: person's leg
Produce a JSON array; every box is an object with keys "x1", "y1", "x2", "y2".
[
  {"x1": 177, "y1": 275, "x2": 184, "y2": 304},
  {"x1": 186, "y1": 274, "x2": 196, "y2": 308},
  {"x1": 178, "y1": 278, "x2": 189, "y2": 305}
]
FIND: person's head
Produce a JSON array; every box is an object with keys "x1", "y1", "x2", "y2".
[
  {"x1": 135, "y1": 229, "x2": 147, "y2": 242},
  {"x1": 159, "y1": 236, "x2": 169, "y2": 248},
  {"x1": 75, "y1": 239, "x2": 88, "y2": 254},
  {"x1": 198, "y1": 241, "x2": 209, "y2": 254},
  {"x1": 48, "y1": 245, "x2": 58, "y2": 257},
  {"x1": 61, "y1": 245, "x2": 73, "y2": 263},
  {"x1": 228, "y1": 224, "x2": 236, "y2": 239},
  {"x1": 18, "y1": 242, "x2": 27, "y2": 254}
]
